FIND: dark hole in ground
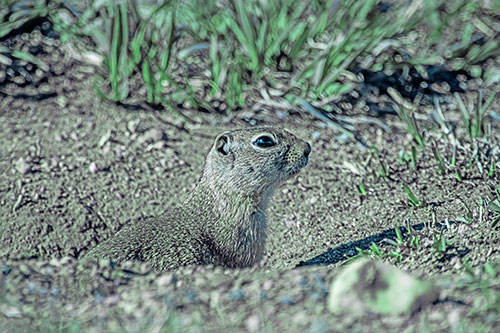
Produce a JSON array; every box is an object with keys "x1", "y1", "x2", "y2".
[
  {"x1": 0, "y1": 17, "x2": 59, "y2": 42},
  {"x1": 329, "y1": 65, "x2": 472, "y2": 118}
]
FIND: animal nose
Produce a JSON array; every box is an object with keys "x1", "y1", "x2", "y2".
[{"x1": 303, "y1": 142, "x2": 311, "y2": 158}]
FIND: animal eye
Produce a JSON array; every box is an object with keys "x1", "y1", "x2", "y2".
[{"x1": 254, "y1": 135, "x2": 276, "y2": 148}]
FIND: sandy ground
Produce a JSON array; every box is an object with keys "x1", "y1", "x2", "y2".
[{"x1": 0, "y1": 20, "x2": 499, "y2": 332}]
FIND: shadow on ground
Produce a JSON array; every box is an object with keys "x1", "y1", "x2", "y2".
[{"x1": 297, "y1": 221, "x2": 471, "y2": 267}]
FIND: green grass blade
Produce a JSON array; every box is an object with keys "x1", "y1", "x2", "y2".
[
  {"x1": 117, "y1": 0, "x2": 130, "y2": 100},
  {"x1": 404, "y1": 185, "x2": 423, "y2": 207},
  {"x1": 288, "y1": 22, "x2": 309, "y2": 61},
  {"x1": 410, "y1": 146, "x2": 417, "y2": 170},
  {"x1": 395, "y1": 227, "x2": 404, "y2": 243},
  {"x1": 432, "y1": 145, "x2": 445, "y2": 175},
  {"x1": 11, "y1": 50, "x2": 49, "y2": 71},
  {"x1": 232, "y1": 0, "x2": 259, "y2": 71},
  {"x1": 109, "y1": 5, "x2": 121, "y2": 101},
  {"x1": 369, "y1": 242, "x2": 382, "y2": 257}
]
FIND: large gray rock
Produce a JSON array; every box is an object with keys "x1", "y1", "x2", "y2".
[{"x1": 328, "y1": 259, "x2": 439, "y2": 315}]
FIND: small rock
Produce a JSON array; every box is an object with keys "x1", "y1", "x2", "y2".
[
  {"x1": 245, "y1": 315, "x2": 260, "y2": 332},
  {"x1": 1, "y1": 305, "x2": 21, "y2": 318},
  {"x1": 447, "y1": 308, "x2": 462, "y2": 331},
  {"x1": 114, "y1": 146, "x2": 125, "y2": 157},
  {"x1": 137, "y1": 128, "x2": 167, "y2": 145},
  {"x1": 262, "y1": 280, "x2": 273, "y2": 290},
  {"x1": 56, "y1": 8, "x2": 77, "y2": 25},
  {"x1": 15, "y1": 157, "x2": 31, "y2": 174},
  {"x1": 127, "y1": 119, "x2": 140, "y2": 133},
  {"x1": 82, "y1": 51, "x2": 104, "y2": 66},
  {"x1": 56, "y1": 95, "x2": 67, "y2": 108},
  {"x1": 89, "y1": 162, "x2": 101, "y2": 173},
  {"x1": 98, "y1": 129, "x2": 112, "y2": 148},
  {"x1": 285, "y1": 219, "x2": 297, "y2": 228},
  {"x1": 146, "y1": 140, "x2": 167, "y2": 151},
  {"x1": 54, "y1": 133, "x2": 65, "y2": 142},
  {"x1": 210, "y1": 291, "x2": 221, "y2": 308},
  {"x1": 157, "y1": 273, "x2": 175, "y2": 287}
]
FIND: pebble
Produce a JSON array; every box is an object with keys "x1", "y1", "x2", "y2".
[
  {"x1": 137, "y1": 128, "x2": 167, "y2": 145},
  {"x1": 157, "y1": 273, "x2": 175, "y2": 287},
  {"x1": 15, "y1": 157, "x2": 31, "y2": 174},
  {"x1": 245, "y1": 315, "x2": 260, "y2": 332},
  {"x1": 146, "y1": 140, "x2": 166, "y2": 151},
  {"x1": 89, "y1": 162, "x2": 101, "y2": 173},
  {"x1": 127, "y1": 119, "x2": 140, "y2": 133},
  {"x1": 262, "y1": 280, "x2": 273, "y2": 290},
  {"x1": 0, "y1": 305, "x2": 21, "y2": 318},
  {"x1": 98, "y1": 129, "x2": 112, "y2": 148}
]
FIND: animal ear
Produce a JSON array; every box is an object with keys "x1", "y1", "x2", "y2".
[{"x1": 215, "y1": 134, "x2": 231, "y2": 155}]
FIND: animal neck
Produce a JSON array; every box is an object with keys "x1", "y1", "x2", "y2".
[
  {"x1": 190, "y1": 179, "x2": 269, "y2": 220},
  {"x1": 188, "y1": 178, "x2": 273, "y2": 267}
]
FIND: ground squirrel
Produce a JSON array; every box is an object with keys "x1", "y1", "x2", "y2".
[{"x1": 84, "y1": 127, "x2": 311, "y2": 271}]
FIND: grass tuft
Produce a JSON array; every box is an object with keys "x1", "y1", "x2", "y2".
[
  {"x1": 455, "y1": 89, "x2": 498, "y2": 139},
  {"x1": 2, "y1": 0, "x2": 498, "y2": 120},
  {"x1": 431, "y1": 143, "x2": 446, "y2": 175},
  {"x1": 390, "y1": 91, "x2": 425, "y2": 147},
  {"x1": 432, "y1": 228, "x2": 448, "y2": 258},
  {"x1": 404, "y1": 185, "x2": 424, "y2": 208}
]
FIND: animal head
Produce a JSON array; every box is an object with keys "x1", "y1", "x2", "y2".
[{"x1": 202, "y1": 127, "x2": 311, "y2": 195}]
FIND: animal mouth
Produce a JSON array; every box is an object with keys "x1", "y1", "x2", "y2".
[{"x1": 285, "y1": 156, "x2": 309, "y2": 177}]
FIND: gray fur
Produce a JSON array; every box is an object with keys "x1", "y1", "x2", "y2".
[{"x1": 84, "y1": 127, "x2": 311, "y2": 271}]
